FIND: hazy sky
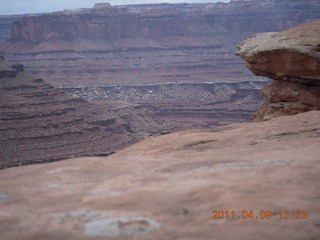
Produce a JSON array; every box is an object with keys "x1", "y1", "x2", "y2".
[{"x1": 0, "y1": 0, "x2": 230, "y2": 15}]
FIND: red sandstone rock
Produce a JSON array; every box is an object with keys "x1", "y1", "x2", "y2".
[
  {"x1": 237, "y1": 20, "x2": 320, "y2": 120},
  {"x1": 0, "y1": 110, "x2": 319, "y2": 239}
]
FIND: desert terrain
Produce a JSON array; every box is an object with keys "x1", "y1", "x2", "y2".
[{"x1": 0, "y1": 17, "x2": 320, "y2": 239}]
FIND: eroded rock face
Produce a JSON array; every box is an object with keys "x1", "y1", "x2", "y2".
[
  {"x1": 0, "y1": 15, "x2": 24, "y2": 43},
  {"x1": 0, "y1": 57, "x2": 158, "y2": 169},
  {"x1": 237, "y1": 20, "x2": 320, "y2": 120},
  {"x1": 1, "y1": 0, "x2": 320, "y2": 86}
]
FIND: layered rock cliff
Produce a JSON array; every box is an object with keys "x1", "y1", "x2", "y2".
[
  {"x1": 0, "y1": 57, "x2": 158, "y2": 169},
  {"x1": 0, "y1": 15, "x2": 23, "y2": 43},
  {"x1": 1, "y1": 0, "x2": 319, "y2": 85},
  {"x1": 1, "y1": 0, "x2": 319, "y2": 131},
  {"x1": 237, "y1": 20, "x2": 320, "y2": 120}
]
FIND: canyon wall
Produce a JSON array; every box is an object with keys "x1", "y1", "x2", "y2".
[
  {"x1": 1, "y1": 0, "x2": 320, "y2": 85},
  {"x1": 0, "y1": 15, "x2": 23, "y2": 42},
  {"x1": 1, "y1": 0, "x2": 319, "y2": 130},
  {"x1": 0, "y1": 57, "x2": 158, "y2": 169}
]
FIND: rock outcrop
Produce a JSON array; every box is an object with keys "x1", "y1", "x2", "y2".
[
  {"x1": 237, "y1": 20, "x2": 320, "y2": 120},
  {"x1": 0, "y1": 110, "x2": 319, "y2": 239},
  {"x1": 0, "y1": 57, "x2": 158, "y2": 169}
]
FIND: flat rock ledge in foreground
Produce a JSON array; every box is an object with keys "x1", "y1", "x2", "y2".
[
  {"x1": 237, "y1": 20, "x2": 320, "y2": 120},
  {"x1": 0, "y1": 110, "x2": 319, "y2": 240}
]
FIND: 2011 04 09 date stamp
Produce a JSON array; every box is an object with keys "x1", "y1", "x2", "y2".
[{"x1": 211, "y1": 210, "x2": 308, "y2": 220}]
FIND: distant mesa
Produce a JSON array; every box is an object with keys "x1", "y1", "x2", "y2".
[
  {"x1": 1, "y1": 0, "x2": 320, "y2": 85},
  {"x1": 230, "y1": 0, "x2": 246, "y2": 1},
  {"x1": 93, "y1": 3, "x2": 112, "y2": 9}
]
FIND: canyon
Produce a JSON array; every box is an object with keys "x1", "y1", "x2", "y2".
[
  {"x1": 62, "y1": 81, "x2": 265, "y2": 131},
  {"x1": 0, "y1": 7, "x2": 319, "y2": 240},
  {"x1": 1, "y1": 0, "x2": 320, "y2": 130},
  {"x1": 0, "y1": 57, "x2": 159, "y2": 169},
  {"x1": 0, "y1": 55, "x2": 264, "y2": 168}
]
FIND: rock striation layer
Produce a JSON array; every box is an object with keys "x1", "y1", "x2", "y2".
[
  {"x1": 1, "y1": 0, "x2": 320, "y2": 85},
  {"x1": 0, "y1": 110, "x2": 319, "y2": 239},
  {"x1": 0, "y1": 57, "x2": 157, "y2": 169},
  {"x1": 237, "y1": 20, "x2": 320, "y2": 120}
]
